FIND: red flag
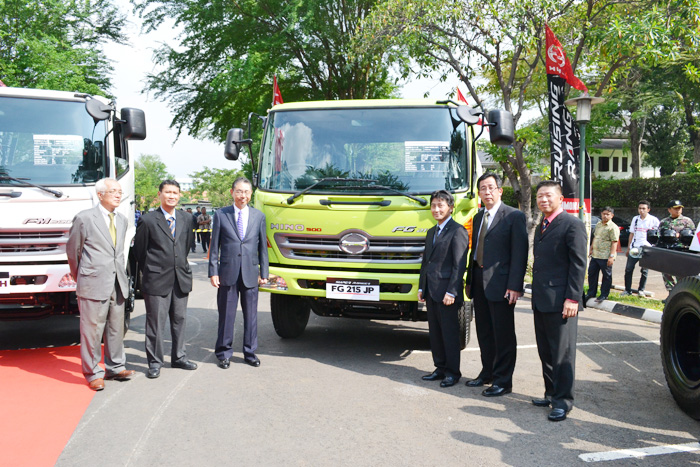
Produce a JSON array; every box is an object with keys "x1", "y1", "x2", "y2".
[
  {"x1": 0, "y1": 79, "x2": 6, "y2": 87},
  {"x1": 545, "y1": 24, "x2": 588, "y2": 92},
  {"x1": 457, "y1": 88, "x2": 468, "y2": 104},
  {"x1": 272, "y1": 75, "x2": 284, "y2": 106}
]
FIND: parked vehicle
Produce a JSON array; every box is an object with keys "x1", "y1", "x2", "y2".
[{"x1": 590, "y1": 215, "x2": 631, "y2": 247}]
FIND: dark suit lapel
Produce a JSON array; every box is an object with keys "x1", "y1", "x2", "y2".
[
  {"x1": 542, "y1": 212, "x2": 565, "y2": 237},
  {"x1": 174, "y1": 210, "x2": 184, "y2": 242},
  {"x1": 473, "y1": 210, "x2": 484, "y2": 243},
  {"x1": 228, "y1": 207, "x2": 241, "y2": 240},
  {"x1": 425, "y1": 225, "x2": 437, "y2": 260},
  {"x1": 155, "y1": 209, "x2": 175, "y2": 241},
  {"x1": 486, "y1": 205, "x2": 506, "y2": 235},
  {"x1": 432, "y1": 218, "x2": 455, "y2": 251},
  {"x1": 92, "y1": 206, "x2": 115, "y2": 250}
]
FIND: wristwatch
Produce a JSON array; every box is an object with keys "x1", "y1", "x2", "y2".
[{"x1": 609, "y1": 254, "x2": 615, "y2": 258}]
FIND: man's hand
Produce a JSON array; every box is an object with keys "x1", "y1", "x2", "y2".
[
  {"x1": 562, "y1": 300, "x2": 578, "y2": 318},
  {"x1": 505, "y1": 289, "x2": 522, "y2": 305},
  {"x1": 417, "y1": 290, "x2": 424, "y2": 303},
  {"x1": 258, "y1": 276, "x2": 268, "y2": 285},
  {"x1": 607, "y1": 257, "x2": 614, "y2": 267},
  {"x1": 210, "y1": 275, "x2": 220, "y2": 288},
  {"x1": 442, "y1": 294, "x2": 455, "y2": 306}
]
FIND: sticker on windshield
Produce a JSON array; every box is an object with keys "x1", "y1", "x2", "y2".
[
  {"x1": 404, "y1": 141, "x2": 450, "y2": 172},
  {"x1": 33, "y1": 135, "x2": 83, "y2": 166}
]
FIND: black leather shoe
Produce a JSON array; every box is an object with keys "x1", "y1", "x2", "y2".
[
  {"x1": 532, "y1": 398, "x2": 551, "y2": 407},
  {"x1": 440, "y1": 375, "x2": 459, "y2": 388},
  {"x1": 482, "y1": 385, "x2": 512, "y2": 397},
  {"x1": 147, "y1": 367, "x2": 160, "y2": 379},
  {"x1": 244, "y1": 357, "x2": 261, "y2": 367},
  {"x1": 465, "y1": 377, "x2": 492, "y2": 387},
  {"x1": 548, "y1": 408, "x2": 568, "y2": 421},
  {"x1": 422, "y1": 370, "x2": 445, "y2": 381},
  {"x1": 218, "y1": 358, "x2": 230, "y2": 369},
  {"x1": 172, "y1": 360, "x2": 198, "y2": 370}
]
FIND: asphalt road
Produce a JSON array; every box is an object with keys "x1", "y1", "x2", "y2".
[{"x1": 2, "y1": 253, "x2": 698, "y2": 466}]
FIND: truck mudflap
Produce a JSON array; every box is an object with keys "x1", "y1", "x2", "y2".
[{"x1": 639, "y1": 246, "x2": 700, "y2": 278}]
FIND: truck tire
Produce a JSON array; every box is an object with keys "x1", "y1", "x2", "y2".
[
  {"x1": 270, "y1": 294, "x2": 310, "y2": 338},
  {"x1": 459, "y1": 300, "x2": 473, "y2": 350},
  {"x1": 661, "y1": 277, "x2": 700, "y2": 420}
]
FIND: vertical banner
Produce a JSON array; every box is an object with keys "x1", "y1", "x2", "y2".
[{"x1": 546, "y1": 25, "x2": 591, "y2": 215}]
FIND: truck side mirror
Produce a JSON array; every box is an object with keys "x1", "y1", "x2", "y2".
[
  {"x1": 121, "y1": 108, "x2": 147, "y2": 140},
  {"x1": 456, "y1": 106, "x2": 481, "y2": 125},
  {"x1": 225, "y1": 128, "x2": 244, "y2": 161},
  {"x1": 487, "y1": 110, "x2": 514, "y2": 146}
]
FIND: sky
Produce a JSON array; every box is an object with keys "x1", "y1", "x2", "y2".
[{"x1": 103, "y1": 1, "x2": 455, "y2": 181}]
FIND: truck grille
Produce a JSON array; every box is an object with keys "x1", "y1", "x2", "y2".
[
  {"x1": 0, "y1": 230, "x2": 68, "y2": 255},
  {"x1": 274, "y1": 231, "x2": 425, "y2": 263}
]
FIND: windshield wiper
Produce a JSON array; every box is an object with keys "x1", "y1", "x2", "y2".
[
  {"x1": 287, "y1": 177, "x2": 361, "y2": 204},
  {"x1": 0, "y1": 175, "x2": 63, "y2": 198}
]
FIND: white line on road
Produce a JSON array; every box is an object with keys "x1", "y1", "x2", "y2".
[
  {"x1": 412, "y1": 339, "x2": 660, "y2": 354},
  {"x1": 579, "y1": 442, "x2": 700, "y2": 462}
]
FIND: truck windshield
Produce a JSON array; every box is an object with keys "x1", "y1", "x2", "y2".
[
  {"x1": 0, "y1": 96, "x2": 107, "y2": 185},
  {"x1": 258, "y1": 107, "x2": 469, "y2": 194}
]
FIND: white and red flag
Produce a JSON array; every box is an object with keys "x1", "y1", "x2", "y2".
[{"x1": 272, "y1": 75, "x2": 284, "y2": 106}]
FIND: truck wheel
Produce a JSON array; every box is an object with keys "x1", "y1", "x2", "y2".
[
  {"x1": 459, "y1": 300, "x2": 473, "y2": 350},
  {"x1": 270, "y1": 294, "x2": 310, "y2": 338},
  {"x1": 661, "y1": 277, "x2": 700, "y2": 420}
]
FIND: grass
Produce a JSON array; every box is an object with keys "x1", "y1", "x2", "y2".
[{"x1": 583, "y1": 286, "x2": 665, "y2": 311}]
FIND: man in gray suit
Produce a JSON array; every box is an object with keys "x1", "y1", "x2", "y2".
[
  {"x1": 67, "y1": 178, "x2": 136, "y2": 391},
  {"x1": 209, "y1": 177, "x2": 269, "y2": 369},
  {"x1": 135, "y1": 180, "x2": 197, "y2": 379}
]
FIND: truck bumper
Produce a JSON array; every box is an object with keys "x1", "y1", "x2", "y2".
[{"x1": 0, "y1": 263, "x2": 77, "y2": 317}]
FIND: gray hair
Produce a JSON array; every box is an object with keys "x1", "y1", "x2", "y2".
[{"x1": 95, "y1": 178, "x2": 118, "y2": 194}]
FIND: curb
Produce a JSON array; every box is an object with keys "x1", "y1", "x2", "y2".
[{"x1": 584, "y1": 298, "x2": 662, "y2": 324}]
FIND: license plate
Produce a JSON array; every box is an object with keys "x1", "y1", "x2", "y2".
[{"x1": 326, "y1": 278, "x2": 379, "y2": 301}]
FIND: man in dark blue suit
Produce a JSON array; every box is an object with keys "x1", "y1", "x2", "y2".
[
  {"x1": 418, "y1": 190, "x2": 469, "y2": 388},
  {"x1": 208, "y1": 177, "x2": 269, "y2": 369},
  {"x1": 531, "y1": 180, "x2": 587, "y2": 422},
  {"x1": 465, "y1": 172, "x2": 528, "y2": 397}
]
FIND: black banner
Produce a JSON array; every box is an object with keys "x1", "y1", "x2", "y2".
[{"x1": 547, "y1": 75, "x2": 591, "y2": 215}]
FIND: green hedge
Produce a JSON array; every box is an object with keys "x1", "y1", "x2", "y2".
[{"x1": 501, "y1": 174, "x2": 700, "y2": 209}]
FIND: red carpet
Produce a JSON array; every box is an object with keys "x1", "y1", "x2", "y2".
[{"x1": 0, "y1": 346, "x2": 95, "y2": 466}]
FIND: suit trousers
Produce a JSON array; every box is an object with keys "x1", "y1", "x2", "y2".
[
  {"x1": 78, "y1": 282, "x2": 126, "y2": 382},
  {"x1": 426, "y1": 295, "x2": 461, "y2": 378},
  {"x1": 533, "y1": 307, "x2": 577, "y2": 411},
  {"x1": 215, "y1": 273, "x2": 259, "y2": 360},
  {"x1": 472, "y1": 266, "x2": 517, "y2": 388},
  {"x1": 144, "y1": 283, "x2": 189, "y2": 368}
]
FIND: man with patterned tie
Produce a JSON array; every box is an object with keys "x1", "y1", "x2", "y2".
[
  {"x1": 135, "y1": 180, "x2": 197, "y2": 379},
  {"x1": 209, "y1": 177, "x2": 269, "y2": 369},
  {"x1": 67, "y1": 178, "x2": 135, "y2": 391}
]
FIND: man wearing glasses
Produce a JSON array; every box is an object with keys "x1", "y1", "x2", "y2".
[
  {"x1": 67, "y1": 178, "x2": 135, "y2": 391},
  {"x1": 208, "y1": 177, "x2": 269, "y2": 369},
  {"x1": 464, "y1": 172, "x2": 527, "y2": 397}
]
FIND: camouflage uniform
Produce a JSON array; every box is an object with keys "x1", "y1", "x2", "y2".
[{"x1": 658, "y1": 215, "x2": 696, "y2": 290}]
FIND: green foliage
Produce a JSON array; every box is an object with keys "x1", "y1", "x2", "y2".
[
  {"x1": 0, "y1": 0, "x2": 127, "y2": 92},
  {"x1": 134, "y1": 0, "x2": 399, "y2": 142},
  {"x1": 591, "y1": 173, "x2": 700, "y2": 208},
  {"x1": 643, "y1": 105, "x2": 691, "y2": 175},
  {"x1": 135, "y1": 154, "x2": 173, "y2": 210},
  {"x1": 189, "y1": 167, "x2": 244, "y2": 208}
]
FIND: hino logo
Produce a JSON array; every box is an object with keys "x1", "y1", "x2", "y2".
[
  {"x1": 340, "y1": 233, "x2": 369, "y2": 255},
  {"x1": 270, "y1": 223, "x2": 304, "y2": 231},
  {"x1": 23, "y1": 218, "x2": 72, "y2": 224}
]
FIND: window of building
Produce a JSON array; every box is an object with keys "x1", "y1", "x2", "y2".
[
  {"x1": 612, "y1": 157, "x2": 619, "y2": 172},
  {"x1": 599, "y1": 156, "x2": 610, "y2": 172}
]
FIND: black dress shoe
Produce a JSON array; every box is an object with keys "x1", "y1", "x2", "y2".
[
  {"x1": 147, "y1": 367, "x2": 160, "y2": 379},
  {"x1": 548, "y1": 408, "x2": 568, "y2": 421},
  {"x1": 422, "y1": 370, "x2": 445, "y2": 381},
  {"x1": 440, "y1": 375, "x2": 460, "y2": 388},
  {"x1": 465, "y1": 377, "x2": 492, "y2": 387},
  {"x1": 244, "y1": 357, "x2": 261, "y2": 367},
  {"x1": 482, "y1": 385, "x2": 512, "y2": 397},
  {"x1": 532, "y1": 398, "x2": 551, "y2": 407},
  {"x1": 172, "y1": 360, "x2": 198, "y2": 370},
  {"x1": 218, "y1": 358, "x2": 230, "y2": 369}
]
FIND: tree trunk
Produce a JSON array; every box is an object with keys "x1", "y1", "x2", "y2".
[
  {"x1": 501, "y1": 140, "x2": 540, "y2": 255},
  {"x1": 628, "y1": 118, "x2": 643, "y2": 178}
]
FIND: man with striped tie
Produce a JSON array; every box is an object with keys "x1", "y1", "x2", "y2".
[
  {"x1": 208, "y1": 177, "x2": 268, "y2": 369},
  {"x1": 135, "y1": 179, "x2": 197, "y2": 379}
]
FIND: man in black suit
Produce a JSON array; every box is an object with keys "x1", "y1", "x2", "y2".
[
  {"x1": 531, "y1": 180, "x2": 587, "y2": 421},
  {"x1": 418, "y1": 190, "x2": 469, "y2": 388},
  {"x1": 209, "y1": 177, "x2": 269, "y2": 369},
  {"x1": 465, "y1": 172, "x2": 528, "y2": 397},
  {"x1": 135, "y1": 180, "x2": 198, "y2": 379}
]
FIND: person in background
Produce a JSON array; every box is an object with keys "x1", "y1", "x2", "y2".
[
  {"x1": 585, "y1": 206, "x2": 619, "y2": 303},
  {"x1": 658, "y1": 200, "x2": 696, "y2": 298},
  {"x1": 622, "y1": 200, "x2": 659, "y2": 297},
  {"x1": 198, "y1": 207, "x2": 212, "y2": 253},
  {"x1": 186, "y1": 207, "x2": 196, "y2": 253}
]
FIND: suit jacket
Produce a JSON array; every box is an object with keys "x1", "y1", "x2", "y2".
[
  {"x1": 208, "y1": 205, "x2": 269, "y2": 288},
  {"x1": 66, "y1": 205, "x2": 128, "y2": 301},
  {"x1": 532, "y1": 211, "x2": 587, "y2": 313},
  {"x1": 419, "y1": 218, "x2": 469, "y2": 303},
  {"x1": 466, "y1": 204, "x2": 528, "y2": 301},
  {"x1": 135, "y1": 208, "x2": 195, "y2": 296}
]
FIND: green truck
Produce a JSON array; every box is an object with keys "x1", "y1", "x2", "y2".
[{"x1": 224, "y1": 99, "x2": 513, "y2": 346}]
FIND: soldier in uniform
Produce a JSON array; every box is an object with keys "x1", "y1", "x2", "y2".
[{"x1": 658, "y1": 200, "x2": 696, "y2": 296}]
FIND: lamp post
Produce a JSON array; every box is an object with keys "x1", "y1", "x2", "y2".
[{"x1": 564, "y1": 94, "x2": 604, "y2": 221}]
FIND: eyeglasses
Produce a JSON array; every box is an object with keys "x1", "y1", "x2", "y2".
[
  {"x1": 102, "y1": 189, "x2": 123, "y2": 196},
  {"x1": 478, "y1": 186, "x2": 500, "y2": 193},
  {"x1": 233, "y1": 190, "x2": 252, "y2": 195}
]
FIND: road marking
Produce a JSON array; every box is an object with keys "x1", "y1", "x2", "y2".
[
  {"x1": 413, "y1": 339, "x2": 660, "y2": 354},
  {"x1": 579, "y1": 442, "x2": 700, "y2": 462}
]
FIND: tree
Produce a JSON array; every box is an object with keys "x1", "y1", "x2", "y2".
[
  {"x1": 644, "y1": 105, "x2": 689, "y2": 176},
  {"x1": 189, "y1": 167, "x2": 244, "y2": 208},
  {"x1": 134, "y1": 0, "x2": 399, "y2": 142},
  {"x1": 0, "y1": 0, "x2": 127, "y2": 93},
  {"x1": 135, "y1": 154, "x2": 173, "y2": 209}
]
